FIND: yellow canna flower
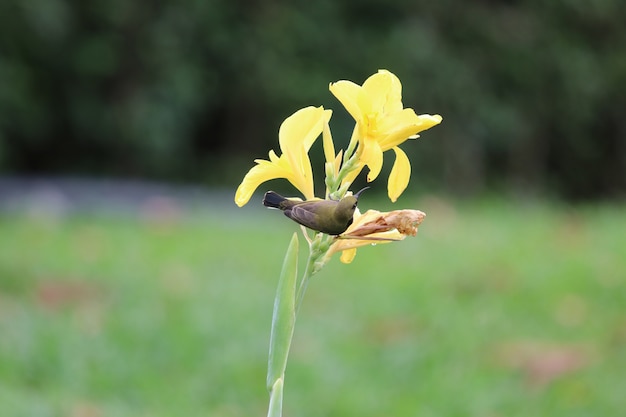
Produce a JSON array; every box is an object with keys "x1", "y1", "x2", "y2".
[
  {"x1": 235, "y1": 106, "x2": 332, "y2": 207},
  {"x1": 329, "y1": 69, "x2": 442, "y2": 202},
  {"x1": 326, "y1": 208, "x2": 426, "y2": 264}
]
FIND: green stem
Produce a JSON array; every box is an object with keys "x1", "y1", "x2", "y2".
[
  {"x1": 328, "y1": 153, "x2": 360, "y2": 200},
  {"x1": 295, "y1": 248, "x2": 317, "y2": 314},
  {"x1": 266, "y1": 130, "x2": 360, "y2": 416},
  {"x1": 265, "y1": 232, "x2": 333, "y2": 417},
  {"x1": 296, "y1": 233, "x2": 334, "y2": 315},
  {"x1": 267, "y1": 378, "x2": 284, "y2": 417},
  {"x1": 266, "y1": 234, "x2": 299, "y2": 417}
]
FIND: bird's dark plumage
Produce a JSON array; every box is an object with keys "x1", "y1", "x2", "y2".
[
  {"x1": 262, "y1": 190, "x2": 367, "y2": 235},
  {"x1": 262, "y1": 191, "x2": 292, "y2": 209}
]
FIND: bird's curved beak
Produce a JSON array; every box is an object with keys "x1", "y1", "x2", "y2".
[{"x1": 354, "y1": 186, "x2": 370, "y2": 199}]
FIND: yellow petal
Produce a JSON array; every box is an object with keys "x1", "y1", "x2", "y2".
[
  {"x1": 377, "y1": 108, "x2": 420, "y2": 134},
  {"x1": 379, "y1": 113, "x2": 443, "y2": 150},
  {"x1": 291, "y1": 147, "x2": 316, "y2": 200},
  {"x1": 362, "y1": 70, "x2": 403, "y2": 114},
  {"x1": 411, "y1": 113, "x2": 443, "y2": 135},
  {"x1": 268, "y1": 149, "x2": 280, "y2": 163},
  {"x1": 234, "y1": 159, "x2": 289, "y2": 207},
  {"x1": 268, "y1": 150, "x2": 315, "y2": 199},
  {"x1": 281, "y1": 107, "x2": 323, "y2": 151},
  {"x1": 329, "y1": 80, "x2": 367, "y2": 124},
  {"x1": 322, "y1": 118, "x2": 336, "y2": 165},
  {"x1": 278, "y1": 107, "x2": 329, "y2": 200},
  {"x1": 388, "y1": 147, "x2": 411, "y2": 202},
  {"x1": 340, "y1": 248, "x2": 357, "y2": 264},
  {"x1": 361, "y1": 139, "x2": 384, "y2": 182},
  {"x1": 375, "y1": 110, "x2": 419, "y2": 146},
  {"x1": 279, "y1": 106, "x2": 330, "y2": 153}
]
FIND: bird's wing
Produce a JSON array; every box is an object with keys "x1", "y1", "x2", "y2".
[{"x1": 285, "y1": 205, "x2": 322, "y2": 231}]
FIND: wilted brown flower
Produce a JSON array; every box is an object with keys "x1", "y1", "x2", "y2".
[{"x1": 326, "y1": 208, "x2": 426, "y2": 263}]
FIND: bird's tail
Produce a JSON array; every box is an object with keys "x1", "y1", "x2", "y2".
[{"x1": 262, "y1": 191, "x2": 287, "y2": 209}]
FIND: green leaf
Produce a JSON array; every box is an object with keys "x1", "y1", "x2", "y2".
[
  {"x1": 266, "y1": 378, "x2": 284, "y2": 417},
  {"x1": 266, "y1": 233, "x2": 299, "y2": 390}
]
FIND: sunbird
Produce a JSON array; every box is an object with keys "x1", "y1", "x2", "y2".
[{"x1": 262, "y1": 188, "x2": 369, "y2": 235}]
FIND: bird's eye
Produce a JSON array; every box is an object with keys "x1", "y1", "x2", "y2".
[{"x1": 352, "y1": 203, "x2": 357, "y2": 209}]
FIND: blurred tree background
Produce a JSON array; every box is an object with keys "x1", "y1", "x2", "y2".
[{"x1": 1, "y1": 0, "x2": 625, "y2": 200}]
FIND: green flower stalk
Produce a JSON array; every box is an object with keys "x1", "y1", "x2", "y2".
[{"x1": 235, "y1": 70, "x2": 441, "y2": 417}]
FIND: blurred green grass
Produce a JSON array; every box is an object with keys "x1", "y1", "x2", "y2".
[{"x1": 1, "y1": 197, "x2": 625, "y2": 417}]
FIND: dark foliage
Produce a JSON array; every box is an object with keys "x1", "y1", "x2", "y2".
[{"x1": 1, "y1": 0, "x2": 625, "y2": 199}]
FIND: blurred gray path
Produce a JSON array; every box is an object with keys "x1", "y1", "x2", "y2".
[{"x1": 0, "y1": 176, "x2": 238, "y2": 215}]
